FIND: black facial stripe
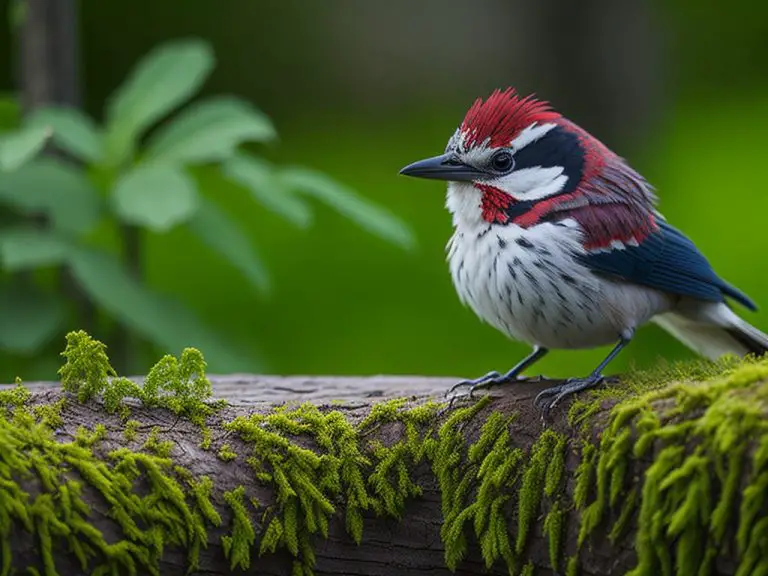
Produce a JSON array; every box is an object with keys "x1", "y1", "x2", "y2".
[{"x1": 513, "y1": 125, "x2": 584, "y2": 194}]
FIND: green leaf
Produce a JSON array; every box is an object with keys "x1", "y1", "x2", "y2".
[
  {"x1": 104, "y1": 38, "x2": 215, "y2": 167},
  {"x1": 280, "y1": 166, "x2": 415, "y2": 249},
  {"x1": 111, "y1": 164, "x2": 200, "y2": 232},
  {"x1": 0, "y1": 124, "x2": 52, "y2": 171},
  {"x1": 223, "y1": 154, "x2": 311, "y2": 228},
  {"x1": 26, "y1": 106, "x2": 103, "y2": 163},
  {"x1": 0, "y1": 283, "x2": 66, "y2": 354},
  {"x1": 0, "y1": 157, "x2": 102, "y2": 234},
  {"x1": 68, "y1": 247, "x2": 261, "y2": 372},
  {"x1": 0, "y1": 227, "x2": 70, "y2": 271},
  {"x1": 187, "y1": 196, "x2": 270, "y2": 293},
  {"x1": 145, "y1": 96, "x2": 276, "y2": 164}
]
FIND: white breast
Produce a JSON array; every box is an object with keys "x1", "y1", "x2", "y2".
[{"x1": 444, "y1": 184, "x2": 672, "y2": 350}]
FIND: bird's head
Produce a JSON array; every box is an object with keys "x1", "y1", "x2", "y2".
[{"x1": 400, "y1": 88, "x2": 610, "y2": 228}]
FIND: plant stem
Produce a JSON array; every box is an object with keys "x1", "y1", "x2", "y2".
[{"x1": 113, "y1": 224, "x2": 142, "y2": 374}]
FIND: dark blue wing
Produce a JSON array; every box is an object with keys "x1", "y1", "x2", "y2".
[{"x1": 579, "y1": 220, "x2": 757, "y2": 311}]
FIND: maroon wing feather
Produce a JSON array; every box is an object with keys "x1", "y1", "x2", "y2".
[{"x1": 540, "y1": 122, "x2": 659, "y2": 250}]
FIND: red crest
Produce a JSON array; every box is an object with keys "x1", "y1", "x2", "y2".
[{"x1": 460, "y1": 88, "x2": 561, "y2": 149}]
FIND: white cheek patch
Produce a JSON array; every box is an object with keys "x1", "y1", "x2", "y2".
[
  {"x1": 511, "y1": 122, "x2": 558, "y2": 151},
  {"x1": 488, "y1": 166, "x2": 568, "y2": 201}
]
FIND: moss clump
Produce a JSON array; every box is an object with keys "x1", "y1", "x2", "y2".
[
  {"x1": 220, "y1": 486, "x2": 256, "y2": 571},
  {"x1": 0, "y1": 379, "x2": 31, "y2": 408},
  {"x1": 74, "y1": 423, "x2": 107, "y2": 448},
  {"x1": 123, "y1": 419, "x2": 140, "y2": 442},
  {"x1": 223, "y1": 399, "x2": 435, "y2": 573},
  {"x1": 199, "y1": 425, "x2": 213, "y2": 450},
  {"x1": 437, "y1": 403, "x2": 520, "y2": 571},
  {"x1": 0, "y1": 396, "x2": 220, "y2": 574},
  {"x1": 0, "y1": 331, "x2": 234, "y2": 575},
  {"x1": 364, "y1": 398, "x2": 438, "y2": 521},
  {"x1": 217, "y1": 444, "x2": 237, "y2": 462},
  {"x1": 571, "y1": 354, "x2": 768, "y2": 576},
  {"x1": 142, "y1": 426, "x2": 174, "y2": 458},
  {"x1": 59, "y1": 330, "x2": 222, "y2": 425}
]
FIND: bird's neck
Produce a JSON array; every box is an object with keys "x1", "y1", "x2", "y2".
[
  {"x1": 445, "y1": 182, "x2": 488, "y2": 230},
  {"x1": 446, "y1": 181, "x2": 571, "y2": 232}
]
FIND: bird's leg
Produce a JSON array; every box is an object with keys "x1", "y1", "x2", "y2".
[
  {"x1": 446, "y1": 346, "x2": 549, "y2": 399},
  {"x1": 534, "y1": 334, "x2": 632, "y2": 420}
]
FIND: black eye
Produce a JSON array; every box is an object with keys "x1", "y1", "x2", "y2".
[{"x1": 490, "y1": 150, "x2": 515, "y2": 173}]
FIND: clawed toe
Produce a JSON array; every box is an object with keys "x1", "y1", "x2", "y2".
[
  {"x1": 534, "y1": 375, "x2": 607, "y2": 419},
  {"x1": 444, "y1": 370, "x2": 501, "y2": 398},
  {"x1": 446, "y1": 371, "x2": 528, "y2": 403}
]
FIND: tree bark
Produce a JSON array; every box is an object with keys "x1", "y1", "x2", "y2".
[
  {"x1": 0, "y1": 372, "x2": 763, "y2": 576},
  {"x1": 17, "y1": 0, "x2": 97, "y2": 340}
]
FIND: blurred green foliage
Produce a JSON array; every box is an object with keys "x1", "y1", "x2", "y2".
[
  {"x1": 0, "y1": 37, "x2": 413, "y2": 377},
  {"x1": 0, "y1": 1, "x2": 767, "y2": 384}
]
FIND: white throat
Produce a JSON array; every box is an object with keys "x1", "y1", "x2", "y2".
[{"x1": 445, "y1": 182, "x2": 485, "y2": 230}]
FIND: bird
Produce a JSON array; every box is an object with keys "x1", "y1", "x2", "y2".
[{"x1": 398, "y1": 87, "x2": 768, "y2": 418}]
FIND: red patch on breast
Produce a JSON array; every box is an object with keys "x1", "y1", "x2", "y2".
[{"x1": 476, "y1": 183, "x2": 514, "y2": 224}]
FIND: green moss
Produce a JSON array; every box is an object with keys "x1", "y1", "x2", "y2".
[
  {"x1": 566, "y1": 555, "x2": 579, "y2": 576},
  {"x1": 573, "y1": 441, "x2": 596, "y2": 512},
  {"x1": 58, "y1": 330, "x2": 222, "y2": 426},
  {"x1": 58, "y1": 330, "x2": 116, "y2": 403},
  {"x1": 544, "y1": 501, "x2": 564, "y2": 572},
  {"x1": 74, "y1": 424, "x2": 107, "y2": 448},
  {"x1": 0, "y1": 399, "x2": 220, "y2": 574},
  {"x1": 570, "y1": 354, "x2": 768, "y2": 576},
  {"x1": 217, "y1": 444, "x2": 237, "y2": 462},
  {"x1": 142, "y1": 426, "x2": 174, "y2": 458},
  {"x1": 199, "y1": 424, "x2": 212, "y2": 450},
  {"x1": 32, "y1": 399, "x2": 65, "y2": 430},
  {"x1": 0, "y1": 381, "x2": 31, "y2": 409},
  {"x1": 7, "y1": 330, "x2": 768, "y2": 576},
  {"x1": 123, "y1": 419, "x2": 140, "y2": 442},
  {"x1": 189, "y1": 476, "x2": 221, "y2": 528},
  {"x1": 432, "y1": 400, "x2": 566, "y2": 575},
  {"x1": 516, "y1": 430, "x2": 564, "y2": 556},
  {"x1": 221, "y1": 486, "x2": 255, "y2": 570}
]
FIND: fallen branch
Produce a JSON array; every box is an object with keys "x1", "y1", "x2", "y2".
[{"x1": 1, "y1": 332, "x2": 767, "y2": 576}]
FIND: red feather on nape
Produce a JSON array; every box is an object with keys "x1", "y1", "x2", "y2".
[{"x1": 460, "y1": 88, "x2": 561, "y2": 149}]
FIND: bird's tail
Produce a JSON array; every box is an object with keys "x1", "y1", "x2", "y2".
[{"x1": 653, "y1": 302, "x2": 768, "y2": 361}]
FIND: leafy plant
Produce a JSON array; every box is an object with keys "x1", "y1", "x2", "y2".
[{"x1": 0, "y1": 37, "x2": 414, "y2": 373}]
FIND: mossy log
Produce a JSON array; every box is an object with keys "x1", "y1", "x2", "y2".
[{"x1": 4, "y1": 332, "x2": 768, "y2": 576}]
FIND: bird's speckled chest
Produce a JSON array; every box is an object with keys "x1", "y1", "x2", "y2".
[
  {"x1": 446, "y1": 218, "x2": 609, "y2": 347},
  {"x1": 443, "y1": 186, "x2": 670, "y2": 349}
]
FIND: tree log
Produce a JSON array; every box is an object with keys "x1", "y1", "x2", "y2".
[{"x1": 2, "y1": 357, "x2": 768, "y2": 576}]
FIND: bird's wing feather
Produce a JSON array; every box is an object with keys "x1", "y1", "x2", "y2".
[{"x1": 578, "y1": 218, "x2": 757, "y2": 311}]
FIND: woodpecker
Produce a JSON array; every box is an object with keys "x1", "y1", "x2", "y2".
[{"x1": 399, "y1": 87, "x2": 768, "y2": 417}]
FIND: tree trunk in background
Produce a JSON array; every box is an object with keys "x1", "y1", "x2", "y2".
[
  {"x1": 17, "y1": 0, "x2": 98, "y2": 348},
  {"x1": 19, "y1": 0, "x2": 80, "y2": 111},
  {"x1": 530, "y1": 0, "x2": 669, "y2": 152}
]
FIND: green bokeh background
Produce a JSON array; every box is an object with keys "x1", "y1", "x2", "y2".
[{"x1": 1, "y1": 0, "x2": 767, "y2": 381}]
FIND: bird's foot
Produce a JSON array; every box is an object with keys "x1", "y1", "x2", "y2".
[
  {"x1": 533, "y1": 374, "x2": 608, "y2": 420},
  {"x1": 445, "y1": 370, "x2": 497, "y2": 398},
  {"x1": 444, "y1": 370, "x2": 547, "y2": 413}
]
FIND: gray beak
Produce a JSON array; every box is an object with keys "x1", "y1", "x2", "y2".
[{"x1": 399, "y1": 152, "x2": 484, "y2": 182}]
